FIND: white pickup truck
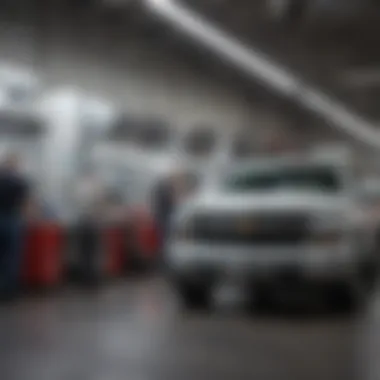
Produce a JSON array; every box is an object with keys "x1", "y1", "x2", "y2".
[{"x1": 167, "y1": 152, "x2": 379, "y2": 311}]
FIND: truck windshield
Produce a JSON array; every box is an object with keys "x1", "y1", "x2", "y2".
[{"x1": 224, "y1": 165, "x2": 341, "y2": 193}]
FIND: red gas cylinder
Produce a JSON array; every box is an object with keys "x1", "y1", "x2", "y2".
[
  {"x1": 104, "y1": 225, "x2": 126, "y2": 277},
  {"x1": 23, "y1": 222, "x2": 64, "y2": 288},
  {"x1": 134, "y1": 207, "x2": 160, "y2": 261}
]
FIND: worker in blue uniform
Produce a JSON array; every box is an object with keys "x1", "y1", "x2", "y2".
[{"x1": 0, "y1": 153, "x2": 30, "y2": 302}]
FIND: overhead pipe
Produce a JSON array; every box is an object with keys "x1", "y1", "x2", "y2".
[{"x1": 143, "y1": 0, "x2": 380, "y2": 150}]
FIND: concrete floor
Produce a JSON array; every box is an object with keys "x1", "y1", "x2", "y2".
[{"x1": 0, "y1": 277, "x2": 377, "y2": 380}]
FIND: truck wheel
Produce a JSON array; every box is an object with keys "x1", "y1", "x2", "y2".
[
  {"x1": 177, "y1": 282, "x2": 211, "y2": 310},
  {"x1": 246, "y1": 286, "x2": 272, "y2": 314},
  {"x1": 328, "y1": 282, "x2": 365, "y2": 314},
  {"x1": 361, "y1": 259, "x2": 380, "y2": 293}
]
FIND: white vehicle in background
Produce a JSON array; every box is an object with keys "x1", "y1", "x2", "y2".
[{"x1": 168, "y1": 148, "x2": 379, "y2": 311}]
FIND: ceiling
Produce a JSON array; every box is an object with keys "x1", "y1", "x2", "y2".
[
  {"x1": 158, "y1": 0, "x2": 380, "y2": 121},
  {"x1": 3, "y1": 0, "x2": 378, "y2": 146}
]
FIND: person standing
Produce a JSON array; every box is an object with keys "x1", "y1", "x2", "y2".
[
  {"x1": 74, "y1": 169, "x2": 105, "y2": 286},
  {"x1": 152, "y1": 170, "x2": 188, "y2": 263},
  {"x1": 0, "y1": 153, "x2": 30, "y2": 301},
  {"x1": 153, "y1": 176, "x2": 174, "y2": 255}
]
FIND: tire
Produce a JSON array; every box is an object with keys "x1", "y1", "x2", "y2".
[
  {"x1": 176, "y1": 281, "x2": 211, "y2": 310},
  {"x1": 361, "y1": 261, "x2": 379, "y2": 293},
  {"x1": 328, "y1": 281, "x2": 365, "y2": 314},
  {"x1": 245, "y1": 286, "x2": 273, "y2": 314}
]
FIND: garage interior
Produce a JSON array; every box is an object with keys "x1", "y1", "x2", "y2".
[{"x1": 1, "y1": 1, "x2": 380, "y2": 380}]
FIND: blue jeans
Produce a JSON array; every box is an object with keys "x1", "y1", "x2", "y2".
[
  {"x1": 155, "y1": 216, "x2": 171, "y2": 265},
  {"x1": 0, "y1": 216, "x2": 24, "y2": 296}
]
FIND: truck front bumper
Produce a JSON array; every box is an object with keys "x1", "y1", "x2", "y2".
[{"x1": 167, "y1": 242, "x2": 359, "y2": 285}]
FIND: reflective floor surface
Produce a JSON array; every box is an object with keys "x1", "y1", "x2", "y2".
[{"x1": 0, "y1": 276, "x2": 378, "y2": 380}]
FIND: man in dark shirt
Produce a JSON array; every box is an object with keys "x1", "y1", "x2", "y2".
[
  {"x1": 154, "y1": 179, "x2": 174, "y2": 236},
  {"x1": 0, "y1": 153, "x2": 29, "y2": 301},
  {"x1": 152, "y1": 175, "x2": 175, "y2": 265}
]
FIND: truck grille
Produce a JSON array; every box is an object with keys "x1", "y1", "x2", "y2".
[{"x1": 191, "y1": 212, "x2": 309, "y2": 245}]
